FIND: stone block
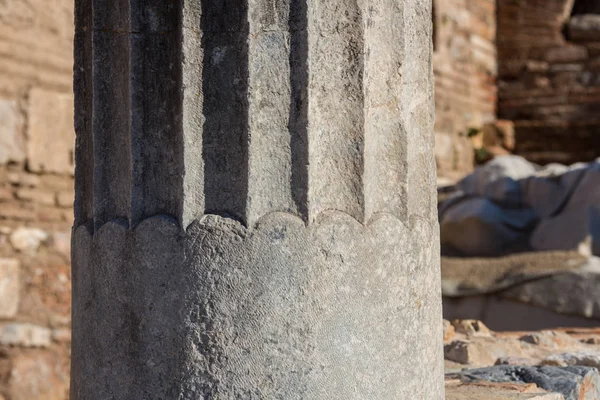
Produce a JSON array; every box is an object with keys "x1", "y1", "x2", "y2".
[
  {"x1": 9, "y1": 227, "x2": 48, "y2": 254},
  {"x1": 452, "y1": 319, "x2": 491, "y2": 337},
  {"x1": 542, "y1": 351, "x2": 600, "y2": 369},
  {"x1": 501, "y1": 268, "x2": 600, "y2": 321},
  {"x1": 545, "y1": 46, "x2": 588, "y2": 64},
  {"x1": 8, "y1": 352, "x2": 69, "y2": 400},
  {"x1": 444, "y1": 319, "x2": 456, "y2": 342},
  {"x1": 7, "y1": 172, "x2": 40, "y2": 187},
  {"x1": 525, "y1": 61, "x2": 549, "y2": 73},
  {"x1": 52, "y1": 328, "x2": 71, "y2": 343},
  {"x1": 50, "y1": 231, "x2": 71, "y2": 259},
  {"x1": 56, "y1": 190, "x2": 72, "y2": 208},
  {"x1": 15, "y1": 188, "x2": 56, "y2": 206},
  {"x1": 0, "y1": 99, "x2": 25, "y2": 164},
  {"x1": 27, "y1": 88, "x2": 75, "y2": 175},
  {"x1": 0, "y1": 203, "x2": 36, "y2": 222},
  {"x1": 482, "y1": 120, "x2": 515, "y2": 150},
  {"x1": 36, "y1": 207, "x2": 71, "y2": 223},
  {"x1": 0, "y1": 187, "x2": 13, "y2": 201},
  {"x1": 445, "y1": 380, "x2": 565, "y2": 400},
  {"x1": 0, "y1": 258, "x2": 19, "y2": 318},
  {"x1": 0, "y1": 323, "x2": 51, "y2": 347},
  {"x1": 444, "y1": 337, "x2": 526, "y2": 366},
  {"x1": 586, "y1": 42, "x2": 600, "y2": 57},
  {"x1": 569, "y1": 15, "x2": 600, "y2": 43},
  {"x1": 454, "y1": 365, "x2": 600, "y2": 400}
]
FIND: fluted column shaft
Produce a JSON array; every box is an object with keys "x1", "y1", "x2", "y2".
[{"x1": 71, "y1": 0, "x2": 443, "y2": 398}]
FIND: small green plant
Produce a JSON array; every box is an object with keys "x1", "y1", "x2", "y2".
[
  {"x1": 474, "y1": 147, "x2": 490, "y2": 164},
  {"x1": 467, "y1": 127, "x2": 480, "y2": 138}
]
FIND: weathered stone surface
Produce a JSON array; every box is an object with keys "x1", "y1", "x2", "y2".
[
  {"x1": 72, "y1": 214, "x2": 443, "y2": 399},
  {"x1": 519, "y1": 331, "x2": 580, "y2": 350},
  {"x1": 52, "y1": 328, "x2": 71, "y2": 343},
  {"x1": 453, "y1": 365, "x2": 600, "y2": 400},
  {"x1": 502, "y1": 267, "x2": 600, "y2": 321},
  {"x1": 458, "y1": 156, "x2": 537, "y2": 201},
  {"x1": 444, "y1": 321, "x2": 600, "y2": 374},
  {"x1": 445, "y1": 380, "x2": 565, "y2": 400},
  {"x1": 496, "y1": 357, "x2": 537, "y2": 366},
  {"x1": 444, "y1": 319, "x2": 456, "y2": 342},
  {"x1": 27, "y1": 88, "x2": 74, "y2": 175},
  {"x1": 439, "y1": 157, "x2": 600, "y2": 256},
  {"x1": 441, "y1": 251, "x2": 588, "y2": 297},
  {"x1": 545, "y1": 46, "x2": 588, "y2": 64},
  {"x1": 9, "y1": 227, "x2": 48, "y2": 254},
  {"x1": 15, "y1": 188, "x2": 56, "y2": 206},
  {"x1": 0, "y1": 258, "x2": 19, "y2": 318},
  {"x1": 440, "y1": 197, "x2": 535, "y2": 257},
  {"x1": 56, "y1": 191, "x2": 72, "y2": 208},
  {"x1": 482, "y1": 120, "x2": 515, "y2": 151},
  {"x1": 543, "y1": 351, "x2": 600, "y2": 369},
  {"x1": 7, "y1": 172, "x2": 41, "y2": 187},
  {"x1": 0, "y1": 323, "x2": 51, "y2": 347},
  {"x1": 71, "y1": 0, "x2": 442, "y2": 399},
  {"x1": 444, "y1": 337, "x2": 530, "y2": 367},
  {"x1": 569, "y1": 15, "x2": 600, "y2": 43},
  {"x1": 50, "y1": 231, "x2": 71, "y2": 260},
  {"x1": 0, "y1": 99, "x2": 25, "y2": 164},
  {"x1": 452, "y1": 319, "x2": 491, "y2": 337},
  {"x1": 8, "y1": 352, "x2": 70, "y2": 400}
]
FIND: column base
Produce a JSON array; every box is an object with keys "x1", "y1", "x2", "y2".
[{"x1": 71, "y1": 212, "x2": 443, "y2": 399}]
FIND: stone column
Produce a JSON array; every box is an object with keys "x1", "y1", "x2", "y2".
[{"x1": 71, "y1": 0, "x2": 444, "y2": 398}]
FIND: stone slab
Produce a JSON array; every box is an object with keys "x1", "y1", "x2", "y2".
[
  {"x1": 27, "y1": 88, "x2": 75, "y2": 175},
  {"x1": 441, "y1": 251, "x2": 587, "y2": 297},
  {"x1": 0, "y1": 99, "x2": 25, "y2": 164},
  {"x1": 0, "y1": 323, "x2": 51, "y2": 348},
  {"x1": 452, "y1": 365, "x2": 600, "y2": 400},
  {"x1": 445, "y1": 380, "x2": 564, "y2": 400},
  {"x1": 0, "y1": 258, "x2": 19, "y2": 318}
]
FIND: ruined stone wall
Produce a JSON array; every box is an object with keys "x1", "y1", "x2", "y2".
[
  {"x1": 433, "y1": 0, "x2": 497, "y2": 179},
  {"x1": 0, "y1": 1, "x2": 74, "y2": 399},
  {"x1": 497, "y1": 0, "x2": 600, "y2": 165}
]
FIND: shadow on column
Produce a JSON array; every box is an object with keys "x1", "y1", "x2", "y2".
[
  {"x1": 201, "y1": 0, "x2": 249, "y2": 224},
  {"x1": 289, "y1": 0, "x2": 309, "y2": 221}
]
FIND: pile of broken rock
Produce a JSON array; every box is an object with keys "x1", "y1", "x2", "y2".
[
  {"x1": 439, "y1": 155, "x2": 600, "y2": 258},
  {"x1": 445, "y1": 319, "x2": 600, "y2": 400},
  {"x1": 439, "y1": 156, "x2": 600, "y2": 330}
]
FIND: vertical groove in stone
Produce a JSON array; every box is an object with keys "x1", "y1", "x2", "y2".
[
  {"x1": 92, "y1": 0, "x2": 132, "y2": 229},
  {"x1": 201, "y1": 0, "x2": 250, "y2": 224},
  {"x1": 289, "y1": 0, "x2": 310, "y2": 222},
  {"x1": 246, "y1": 0, "x2": 299, "y2": 225},
  {"x1": 362, "y1": 0, "x2": 408, "y2": 223},
  {"x1": 74, "y1": 0, "x2": 94, "y2": 227},
  {"x1": 307, "y1": 0, "x2": 365, "y2": 223},
  {"x1": 181, "y1": 0, "x2": 204, "y2": 229},
  {"x1": 404, "y1": 0, "x2": 436, "y2": 221},
  {"x1": 129, "y1": 0, "x2": 185, "y2": 226}
]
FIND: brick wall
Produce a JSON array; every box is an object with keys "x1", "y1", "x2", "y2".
[
  {"x1": 0, "y1": 1, "x2": 74, "y2": 399},
  {"x1": 433, "y1": 0, "x2": 497, "y2": 179},
  {"x1": 497, "y1": 0, "x2": 600, "y2": 164}
]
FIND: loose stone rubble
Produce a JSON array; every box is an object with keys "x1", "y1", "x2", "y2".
[
  {"x1": 445, "y1": 319, "x2": 600, "y2": 399},
  {"x1": 440, "y1": 155, "x2": 600, "y2": 257}
]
